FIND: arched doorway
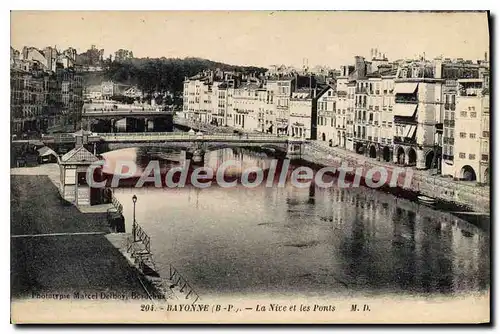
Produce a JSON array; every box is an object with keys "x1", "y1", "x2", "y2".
[
  {"x1": 484, "y1": 168, "x2": 489, "y2": 184},
  {"x1": 356, "y1": 142, "x2": 364, "y2": 154},
  {"x1": 369, "y1": 145, "x2": 377, "y2": 158},
  {"x1": 460, "y1": 165, "x2": 477, "y2": 181},
  {"x1": 425, "y1": 151, "x2": 435, "y2": 169},
  {"x1": 408, "y1": 148, "x2": 417, "y2": 165},
  {"x1": 321, "y1": 133, "x2": 326, "y2": 141},
  {"x1": 397, "y1": 146, "x2": 405, "y2": 165},
  {"x1": 382, "y1": 146, "x2": 391, "y2": 162}
]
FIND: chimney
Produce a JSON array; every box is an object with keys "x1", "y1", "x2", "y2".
[
  {"x1": 354, "y1": 56, "x2": 366, "y2": 78},
  {"x1": 434, "y1": 59, "x2": 442, "y2": 79}
]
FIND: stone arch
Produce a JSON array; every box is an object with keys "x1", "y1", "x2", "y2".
[
  {"x1": 382, "y1": 146, "x2": 391, "y2": 162},
  {"x1": 355, "y1": 142, "x2": 364, "y2": 154},
  {"x1": 407, "y1": 147, "x2": 417, "y2": 165},
  {"x1": 460, "y1": 165, "x2": 477, "y2": 181},
  {"x1": 369, "y1": 144, "x2": 377, "y2": 158},
  {"x1": 396, "y1": 146, "x2": 405, "y2": 165},
  {"x1": 425, "y1": 150, "x2": 435, "y2": 169}
]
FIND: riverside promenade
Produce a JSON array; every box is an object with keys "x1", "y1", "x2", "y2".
[
  {"x1": 303, "y1": 141, "x2": 490, "y2": 213},
  {"x1": 10, "y1": 165, "x2": 161, "y2": 301}
]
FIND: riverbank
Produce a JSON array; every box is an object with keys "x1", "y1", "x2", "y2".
[
  {"x1": 301, "y1": 141, "x2": 490, "y2": 214},
  {"x1": 10, "y1": 172, "x2": 165, "y2": 303}
]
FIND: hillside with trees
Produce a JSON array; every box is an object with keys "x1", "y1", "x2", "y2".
[{"x1": 103, "y1": 57, "x2": 267, "y2": 96}]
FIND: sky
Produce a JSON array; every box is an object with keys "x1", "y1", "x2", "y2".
[{"x1": 10, "y1": 11, "x2": 490, "y2": 68}]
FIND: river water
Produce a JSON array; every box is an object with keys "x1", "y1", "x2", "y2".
[{"x1": 105, "y1": 146, "x2": 490, "y2": 298}]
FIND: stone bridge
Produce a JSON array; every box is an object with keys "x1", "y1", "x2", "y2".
[{"x1": 96, "y1": 132, "x2": 304, "y2": 162}]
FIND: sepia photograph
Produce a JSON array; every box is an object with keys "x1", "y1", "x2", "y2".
[{"x1": 9, "y1": 10, "x2": 491, "y2": 324}]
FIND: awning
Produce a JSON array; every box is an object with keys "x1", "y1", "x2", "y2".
[
  {"x1": 404, "y1": 124, "x2": 417, "y2": 138},
  {"x1": 394, "y1": 82, "x2": 418, "y2": 94},
  {"x1": 394, "y1": 103, "x2": 417, "y2": 117},
  {"x1": 38, "y1": 146, "x2": 57, "y2": 157}
]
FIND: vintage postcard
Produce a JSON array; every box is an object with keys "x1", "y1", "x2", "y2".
[{"x1": 10, "y1": 10, "x2": 490, "y2": 324}]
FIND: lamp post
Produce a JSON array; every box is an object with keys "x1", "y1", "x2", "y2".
[{"x1": 132, "y1": 194, "x2": 137, "y2": 242}]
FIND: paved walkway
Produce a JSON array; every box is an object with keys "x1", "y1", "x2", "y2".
[{"x1": 10, "y1": 173, "x2": 155, "y2": 300}]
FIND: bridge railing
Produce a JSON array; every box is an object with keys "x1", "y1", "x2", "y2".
[{"x1": 96, "y1": 132, "x2": 291, "y2": 142}]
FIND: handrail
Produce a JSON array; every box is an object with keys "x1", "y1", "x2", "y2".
[
  {"x1": 169, "y1": 264, "x2": 200, "y2": 304},
  {"x1": 133, "y1": 222, "x2": 151, "y2": 254}
]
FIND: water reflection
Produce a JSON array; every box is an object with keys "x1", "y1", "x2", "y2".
[{"x1": 106, "y1": 147, "x2": 490, "y2": 297}]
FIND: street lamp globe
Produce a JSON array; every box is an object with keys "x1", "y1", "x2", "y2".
[{"x1": 132, "y1": 195, "x2": 137, "y2": 203}]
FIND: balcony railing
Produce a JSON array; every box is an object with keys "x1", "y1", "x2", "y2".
[
  {"x1": 393, "y1": 136, "x2": 416, "y2": 145},
  {"x1": 395, "y1": 97, "x2": 418, "y2": 104}
]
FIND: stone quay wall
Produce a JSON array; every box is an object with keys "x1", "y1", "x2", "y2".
[{"x1": 303, "y1": 141, "x2": 490, "y2": 213}]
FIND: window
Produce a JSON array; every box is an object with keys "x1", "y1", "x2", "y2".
[
  {"x1": 469, "y1": 133, "x2": 476, "y2": 139},
  {"x1": 460, "y1": 111, "x2": 467, "y2": 117},
  {"x1": 470, "y1": 112, "x2": 477, "y2": 118},
  {"x1": 482, "y1": 154, "x2": 489, "y2": 161},
  {"x1": 459, "y1": 153, "x2": 466, "y2": 159},
  {"x1": 469, "y1": 154, "x2": 476, "y2": 160},
  {"x1": 460, "y1": 132, "x2": 466, "y2": 138},
  {"x1": 483, "y1": 131, "x2": 490, "y2": 137}
]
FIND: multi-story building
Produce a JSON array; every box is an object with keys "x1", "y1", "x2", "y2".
[
  {"x1": 11, "y1": 46, "x2": 84, "y2": 136},
  {"x1": 183, "y1": 74, "x2": 207, "y2": 123},
  {"x1": 345, "y1": 80, "x2": 356, "y2": 151},
  {"x1": 316, "y1": 85, "x2": 337, "y2": 144},
  {"x1": 442, "y1": 77, "x2": 489, "y2": 183},
  {"x1": 266, "y1": 76, "x2": 293, "y2": 135},
  {"x1": 210, "y1": 81, "x2": 228, "y2": 126},
  {"x1": 58, "y1": 67, "x2": 84, "y2": 128},
  {"x1": 392, "y1": 59, "x2": 443, "y2": 169},
  {"x1": 289, "y1": 87, "x2": 323, "y2": 140},
  {"x1": 11, "y1": 68, "x2": 48, "y2": 136}
]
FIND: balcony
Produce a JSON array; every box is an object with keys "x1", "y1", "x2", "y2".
[
  {"x1": 393, "y1": 136, "x2": 416, "y2": 145},
  {"x1": 395, "y1": 96, "x2": 418, "y2": 104}
]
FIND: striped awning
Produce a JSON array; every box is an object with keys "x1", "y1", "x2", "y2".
[
  {"x1": 394, "y1": 82, "x2": 418, "y2": 94},
  {"x1": 394, "y1": 103, "x2": 417, "y2": 117}
]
